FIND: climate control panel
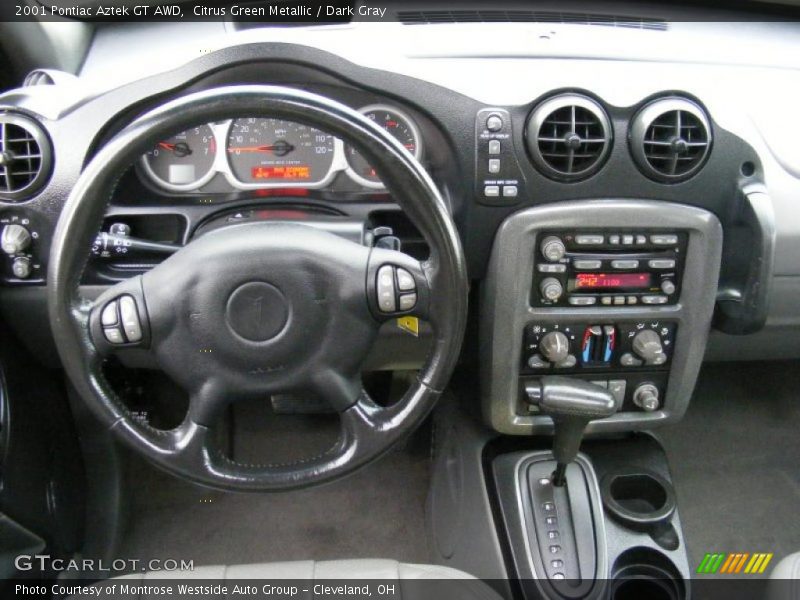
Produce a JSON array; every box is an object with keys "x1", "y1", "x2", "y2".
[
  {"x1": 532, "y1": 230, "x2": 687, "y2": 307},
  {"x1": 519, "y1": 319, "x2": 676, "y2": 413},
  {"x1": 522, "y1": 320, "x2": 677, "y2": 373}
]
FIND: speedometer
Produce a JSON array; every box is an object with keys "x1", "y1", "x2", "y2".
[
  {"x1": 226, "y1": 118, "x2": 336, "y2": 186},
  {"x1": 345, "y1": 105, "x2": 422, "y2": 189},
  {"x1": 141, "y1": 125, "x2": 217, "y2": 191}
]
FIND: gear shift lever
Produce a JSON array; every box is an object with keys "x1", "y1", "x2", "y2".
[{"x1": 526, "y1": 376, "x2": 618, "y2": 486}]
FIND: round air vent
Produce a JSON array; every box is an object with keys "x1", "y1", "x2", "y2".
[
  {"x1": 630, "y1": 97, "x2": 711, "y2": 182},
  {"x1": 0, "y1": 112, "x2": 52, "y2": 201},
  {"x1": 526, "y1": 93, "x2": 612, "y2": 181}
]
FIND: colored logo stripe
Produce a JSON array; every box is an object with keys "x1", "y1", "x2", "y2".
[{"x1": 698, "y1": 552, "x2": 774, "y2": 574}]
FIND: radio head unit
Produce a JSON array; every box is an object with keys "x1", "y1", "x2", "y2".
[{"x1": 532, "y1": 230, "x2": 687, "y2": 307}]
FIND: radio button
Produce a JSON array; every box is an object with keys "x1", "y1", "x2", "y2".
[
  {"x1": 627, "y1": 296, "x2": 638, "y2": 305},
  {"x1": 575, "y1": 234, "x2": 604, "y2": 245},
  {"x1": 622, "y1": 235, "x2": 634, "y2": 245},
  {"x1": 573, "y1": 259, "x2": 601, "y2": 270},
  {"x1": 601, "y1": 296, "x2": 613, "y2": 305},
  {"x1": 611, "y1": 259, "x2": 640, "y2": 269},
  {"x1": 538, "y1": 263, "x2": 567, "y2": 274},
  {"x1": 608, "y1": 235, "x2": 620, "y2": 245},
  {"x1": 651, "y1": 234, "x2": 678, "y2": 245},
  {"x1": 613, "y1": 296, "x2": 626, "y2": 305},
  {"x1": 642, "y1": 295, "x2": 669, "y2": 305},
  {"x1": 649, "y1": 259, "x2": 676, "y2": 269},
  {"x1": 636, "y1": 235, "x2": 647, "y2": 245},
  {"x1": 661, "y1": 280, "x2": 677, "y2": 295},
  {"x1": 540, "y1": 236, "x2": 566, "y2": 262},
  {"x1": 568, "y1": 296, "x2": 596, "y2": 306},
  {"x1": 540, "y1": 278, "x2": 564, "y2": 302}
]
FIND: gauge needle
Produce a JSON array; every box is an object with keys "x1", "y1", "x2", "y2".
[
  {"x1": 158, "y1": 142, "x2": 193, "y2": 157},
  {"x1": 228, "y1": 141, "x2": 295, "y2": 156}
]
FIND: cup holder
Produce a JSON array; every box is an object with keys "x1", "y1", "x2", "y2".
[
  {"x1": 610, "y1": 547, "x2": 685, "y2": 600},
  {"x1": 601, "y1": 469, "x2": 676, "y2": 532}
]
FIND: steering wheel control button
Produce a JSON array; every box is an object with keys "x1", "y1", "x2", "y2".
[
  {"x1": 399, "y1": 293, "x2": 417, "y2": 311},
  {"x1": 377, "y1": 266, "x2": 397, "y2": 312},
  {"x1": 119, "y1": 295, "x2": 143, "y2": 343},
  {"x1": 226, "y1": 282, "x2": 288, "y2": 342},
  {"x1": 103, "y1": 327, "x2": 124, "y2": 344},
  {"x1": 396, "y1": 268, "x2": 416, "y2": 291},
  {"x1": 101, "y1": 301, "x2": 119, "y2": 326}
]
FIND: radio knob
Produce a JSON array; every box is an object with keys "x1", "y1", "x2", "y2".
[
  {"x1": 1, "y1": 224, "x2": 32, "y2": 255},
  {"x1": 661, "y1": 279, "x2": 676, "y2": 295},
  {"x1": 633, "y1": 383, "x2": 660, "y2": 412},
  {"x1": 632, "y1": 329, "x2": 666, "y2": 365},
  {"x1": 540, "y1": 236, "x2": 566, "y2": 262},
  {"x1": 539, "y1": 331, "x2": 570, "y2": 364},
  {"x1": 540, "y1": 278, "x2": 563, "y2": 302}
]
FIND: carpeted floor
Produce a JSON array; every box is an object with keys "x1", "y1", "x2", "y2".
[
  {"x1": 658, "y1": 360, "x2": 800, "y2": 574},
  {"x1": 116, "y1": 401, "x2": 432, "y2": 568}
]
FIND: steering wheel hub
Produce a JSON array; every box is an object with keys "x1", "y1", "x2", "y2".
[{"x1": 226, "y1": 281, "x2": 289, "y2": 342}]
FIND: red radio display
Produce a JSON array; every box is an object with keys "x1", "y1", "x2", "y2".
[
  {"x1": 251, "y1": 165, "x2": 311, "y2": 180},
  {"x1": 574, "y1": 273, "x2": 652, "y2": 290}
]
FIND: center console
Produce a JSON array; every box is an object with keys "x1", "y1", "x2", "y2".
[
  {"x1": 481, "y1": 199, "x2": 722, "y2": 435},
  {"x1": 473, "y1": 199, "x2": 722, "y2": 598}
]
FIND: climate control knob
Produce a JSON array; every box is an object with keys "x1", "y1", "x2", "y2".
[
  {"x1": 632, "y1": 329, "x2": 667, "y2": 365},
  {"x1": 539, "y1": 331, "x2": 570, "y2": 364},
  {"x1": 540, "y1": 236, "x2": 566, "y2": 262},
  {"x1": 540, "y1": 278, "x2": 563, "y2": 302},
  {"x1": 1, "y1": 224, "x2": 32, "y2": 255}
]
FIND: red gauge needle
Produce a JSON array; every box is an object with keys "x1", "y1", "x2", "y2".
[
  {"x1": 228, "y1": 140, "x2": 295, "y2": 156},
  {"x1": 158, "y1": 141, "x2": 193, "y2": 157},
  {"x1": 158, "y1": 142, "x2": 176, "y2": 150}
]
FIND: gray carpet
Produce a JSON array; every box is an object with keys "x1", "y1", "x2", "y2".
[
  {"x1": 117, "y1": 403, "x2": 432, "y2": 568},
  {"x1": 658, "y1": 361, "x2": 800, "y2": 575}
]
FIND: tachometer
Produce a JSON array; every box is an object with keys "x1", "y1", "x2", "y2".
[
  {"x1": 345, "y1": 105, "x2": 422, "y2": 189},
  {"x1": 141, "y1": 125, "x2": 217, "y2": 191},
  {"x1": 226, "y1": 118, "x2": 336, "y2": 186}
]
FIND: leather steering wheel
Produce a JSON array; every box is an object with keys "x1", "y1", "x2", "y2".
[{"x1": 48, "y1": 86, "x2": 468, "y2": 491}]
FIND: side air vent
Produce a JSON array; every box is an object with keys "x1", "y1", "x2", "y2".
[
  {"x1": 630, "y1": 97, "x2": 711, "y2": 182},
  {"x1": 525, "y1": 94, "x2": 612, "y2": 182},
  {"x1": 0, "y1": 112, "x2": 52, "y2": 201}
]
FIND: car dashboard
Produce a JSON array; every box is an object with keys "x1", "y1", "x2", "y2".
[{"x1": 1, "y1": 15, "x2": 800, "y2": 428}]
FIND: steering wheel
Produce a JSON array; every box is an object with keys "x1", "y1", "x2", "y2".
[{"x1": 48, "y1": 86, "x2": 468, "y2": 492}]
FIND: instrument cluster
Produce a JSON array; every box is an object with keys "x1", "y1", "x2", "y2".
[{"x1": 138, "y1": 104, "x2": 422, "y2": 194}]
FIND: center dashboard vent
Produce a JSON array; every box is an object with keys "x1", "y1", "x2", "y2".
[
  {"x1": 629, "y1": 97, "x2": 712, "y2": 182},
  {"x1": 0, "y1": 112, "x2": 52, "y2": 201},
  {"x1": 525, "y1": 93, "x2": 612, "y2": 182}
]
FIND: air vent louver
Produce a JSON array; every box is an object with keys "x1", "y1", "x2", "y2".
[
  {"x1": 630, "y1": 97, "x2": 711, "y2": 182},
  {"x1": 0, "y1": 113, "x2": 52, "y2": 201},
  {"x1": 526, "y1": 94, "x2": 612, "y2": 181}
]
